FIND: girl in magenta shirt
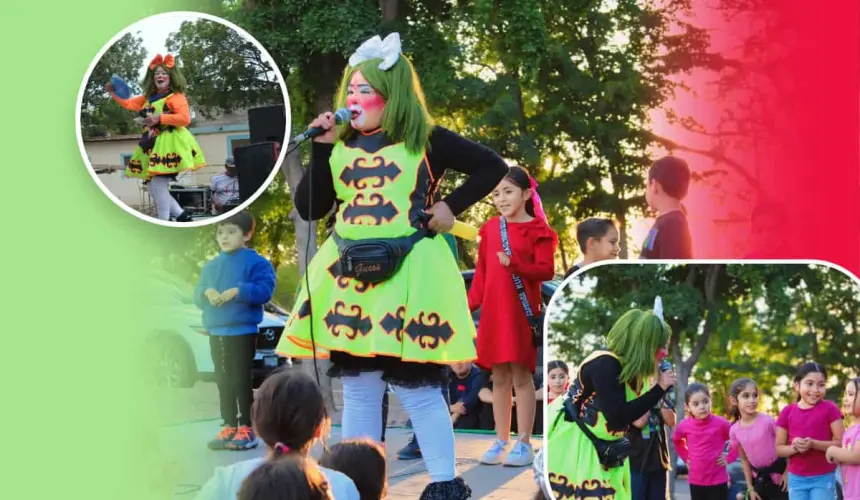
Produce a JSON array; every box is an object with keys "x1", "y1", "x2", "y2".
[
  {"x1": 728, "y1": 378, "x2": 788, "y2": 500},
  {"x1": 776, "y1": 362, "x2": 844, "y2": 500},
  {"x1": 672, "y1": 383, "x2": 738, "y2": 500},
  {"x1": 827, "y1": 377, "x2": 860, "y2": 500}
]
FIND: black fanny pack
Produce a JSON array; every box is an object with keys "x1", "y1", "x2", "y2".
[
  {"x1": 332, "y1": 229, "x2": 431, "y2": 284},
  {"x1": 752, "y1": 457, "x2": 787, "y2": 489},
  {"x1": 559, "y1": 390, "x2": 631, "y2": 469}
]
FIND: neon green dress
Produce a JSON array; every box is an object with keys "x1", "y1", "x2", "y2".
[
  {"x1": 125, "y1": 93, "x2": 206, "y2": 180},
  {"x1": 277, "y1": 130, "x2": 477, "y2": 376},
  {"x1": 546, "y1": 351, "x2": 642, "y2": 500}
]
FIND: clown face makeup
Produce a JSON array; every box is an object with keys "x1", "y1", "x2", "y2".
[
  {"x1": 154, "y1": 67, "x2": 170, "y2": 92},
  {"x1": 346, "y1": 71, "x2": 385, "y2": 131}
]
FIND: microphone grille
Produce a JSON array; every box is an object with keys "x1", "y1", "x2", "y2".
[{"x1": 334, "y1": 108, "x2": 351, "y2": 125}]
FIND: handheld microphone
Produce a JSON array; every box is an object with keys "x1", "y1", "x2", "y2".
[{"x1": 290, "y1": 108, "x2": 351, "y2": 144}]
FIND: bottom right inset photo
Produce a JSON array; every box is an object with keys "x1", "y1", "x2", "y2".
[{"x1": 540, "y1": 262, "x2": 858, "y2": 500}]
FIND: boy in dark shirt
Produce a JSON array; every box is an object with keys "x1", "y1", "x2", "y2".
[
  {"x1": 448, "y1": 361, "x2": 485, "y2": 430},
  {"x1": 564, "y1": 218, "x2": 619, "y2": 278},
  {"x1": 397, "y1": 362, "x2": 485, "y2": 459},
  {"x1": 640, "y1": 156, "x2": 693, "y2": 259},
  {"x1": 627, "y1": 386, "x2": 676, "y2": 500},
  {"x1": 194, "y1": 212, "x2": 277, "y2": 451}
]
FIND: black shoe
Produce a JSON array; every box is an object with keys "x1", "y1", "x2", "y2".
[
  {"x1": 419, "y1": 477, "x2": 471, "y2": 500},
  {"x1": 175, "y1": 211, "x2": 193, "y2": 222},
  {"x1": 396, "y1": 433, "x2": 422, "y2": 460}
]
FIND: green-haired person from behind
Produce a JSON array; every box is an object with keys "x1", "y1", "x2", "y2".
[
  {"x1": 545, "y1": 297, "x2": 677, "y2": 500},
  {"x1": 276, "y1": 32, "x2": 508, "y2": 500}
]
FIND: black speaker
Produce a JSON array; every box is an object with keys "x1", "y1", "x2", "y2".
[
  {"x1": 234, "y1": 141, "x2": 277, "y2": 203},
  {"x1": 248, "y1": 105, "x2": 287, "y2": 145}
]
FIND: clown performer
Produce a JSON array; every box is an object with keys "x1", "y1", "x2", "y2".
[
  {"x1": 545, "y1": 297, "x2": 677, "y2": 500},
  {"x1": 276, "y1": 33, "x2": 508, "y2": 499},
  {"x1": 105, "y1": 54, "x2": 206, "y2": 221}
]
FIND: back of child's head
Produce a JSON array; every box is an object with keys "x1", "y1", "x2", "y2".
[
  {"x1": 576, "y1": 218, "x2": 616, "y2": 253},
  {"x1": 504, "y1": 166, "x2": 536, "y2": 217},
  {"x1": 727, "y1": 378, "x2": 757, "y2": 422},
  {"x1": 319, "y1": 438, "x2": 387, "y2": 500},
  {"x1": 219, "y1": 210, "x2": 256, "y2": 236},
  {"x1": 649, "y1": 156, "x2": 691, "y2": 200},
  {"x1": 794, "y1": 361, "x2": 827, "y2": 402},
  {"x1": 252, "y1": 369, "x2": 328, "y2": 454},
  {"x1": 238, "y1": 455, "x2": 332, "y2": 500},
  {"x1": 684, "y1": 382, "x2": 711, "y2": 405}
]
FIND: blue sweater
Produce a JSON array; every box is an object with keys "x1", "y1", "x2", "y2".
[{"x1": 194, "y1": 247, "x2": 276, "y2": 335}]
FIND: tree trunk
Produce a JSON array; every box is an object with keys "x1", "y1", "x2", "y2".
[
  {"x1": 617, "y1": 209, "x2": 629, "y2": 259},
  {"x1": 559, "y1": 238, "x2": 569, "y2": 272}
]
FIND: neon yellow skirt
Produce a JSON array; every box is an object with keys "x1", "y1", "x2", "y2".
[
  {"x1": 277, "y1": 234, "x2": 476, "y2": 365},
  {"x1": 546, "y1": 398, "x2": 632, "y2": 500},
  {"x1": 125, "y1": 127, "x2": 206, "y2": 179}
]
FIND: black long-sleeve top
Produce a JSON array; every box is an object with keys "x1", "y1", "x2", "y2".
[
  {"x1": 578, "y1": 354, "x2": 667, "y2": 433},
  {"x1": 294, "y1": 126, "x2": 509, "y2": 221}
]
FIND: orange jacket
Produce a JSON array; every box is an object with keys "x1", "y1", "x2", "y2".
[{"x1": 110, "y1": 92, "x2": 191, "y2": 127}]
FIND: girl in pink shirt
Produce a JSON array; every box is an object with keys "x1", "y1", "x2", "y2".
[
  {"x1": 728, "y1": 378, "x2": 788, "y2": 500},
  {"x1": 827, "y1": 377, "x2": 860, "y2": 500},
  {"x1": 775, "y1": 362, "x2": 844, "y2": 500},
  {"x1": 672, "y1": 383, "x2": 738, "y2": 500}
]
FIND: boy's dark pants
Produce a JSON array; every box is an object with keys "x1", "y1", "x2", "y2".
[{"x1": 209, "y1": 334, "x2": 257, "y2": 427}]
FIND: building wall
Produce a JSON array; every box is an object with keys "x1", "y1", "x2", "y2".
[{"x1": 84, "y1": 127, "x2": 250, "y2": 209}]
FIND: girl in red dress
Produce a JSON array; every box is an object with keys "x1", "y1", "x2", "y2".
[{"x1": 467, "y1": 166, "x2": 558, "y2": 467}]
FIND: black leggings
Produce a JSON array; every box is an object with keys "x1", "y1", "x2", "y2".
[
  {"x1": 209, "y1": 334, "x2": 257, "y2": 427},
  {"x1": 690, "y1": 484, "x2": 728, "y2": 500}
]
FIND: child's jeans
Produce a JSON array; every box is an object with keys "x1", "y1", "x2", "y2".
[{"x1": 787, "y1": 472, "x2": 836, "y2": 500}]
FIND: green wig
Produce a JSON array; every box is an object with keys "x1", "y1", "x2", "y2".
[
  {"x1": 605, "y1": 309, "x2": 671, "y2": 388},
  {"x1": 333, "y1": 56, "x2": 434, "y2": 154},
  {"x1": 142, "y1": 62, "x2": 188, "y2": 98}
]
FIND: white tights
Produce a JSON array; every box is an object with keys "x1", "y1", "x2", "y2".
[
  {"x1": 148, "y1": 176, "x2": 184, "y2": 221},
  {"x1": 341, "y1": 371, "x2": 455, "y2": 483}
]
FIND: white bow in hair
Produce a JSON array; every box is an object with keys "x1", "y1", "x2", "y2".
[
  {"x1": 349, "y1": 33, "x2": 402, "y2": 71},
  {"x1": 653, "y1": 296, "x2": 664, "y2": 322}
]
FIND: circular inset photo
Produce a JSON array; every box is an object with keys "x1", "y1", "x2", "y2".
[{"x1": 76, "y1": 11, "x2": 290, "y2": 227}]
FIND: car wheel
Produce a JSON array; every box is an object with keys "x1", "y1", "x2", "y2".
[{"x1": 149, "y1": 333, "x2": 196, "y2": 388}]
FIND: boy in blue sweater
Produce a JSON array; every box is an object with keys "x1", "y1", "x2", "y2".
[{"x1": 194, "y1": 211, "x2": 276, "y2": 451}]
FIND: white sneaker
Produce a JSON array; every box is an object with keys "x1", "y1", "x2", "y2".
[
  {"x1": 503, "y1": 440, "x2": 534, "y2": 467},
  {"x1": 479, "y1": 439, "x2": 509, "y2": 465}
]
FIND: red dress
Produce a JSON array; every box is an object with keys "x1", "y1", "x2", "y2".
[{"x1": 468, "y1": 216, "x2": 558, "y2": 372}]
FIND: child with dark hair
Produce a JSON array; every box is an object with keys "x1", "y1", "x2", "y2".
[
  {"x1": 641, "y1": 156, "x2": 693, "y2": 259},
  {"x1": 194, "y1": 211, "x2": 276, "y2": 451},
  {"x1": 671, "y1": 383, "x2": 738, "y2": 500},
  {"x1": 237, "y1": 456, "x2": 332, "y2": 500},
  {"x1": 469, "y1": 165, "x2": 558, "y2": 467},
  {"x1": 320, "y1": 439, "x2": 387, "y2": 500},
  {"x1": 545, "y1": 360, "x2": 569, "y2": 404},
  {"x1": 195, "y1": 369, "x2": 359, "y2": 500},
  {"x1": 727, "y1": 378, "x2": 787, "y2": 500},
  {"x1": 776, "y1": 362, "x2": 844, "y2": 500},
  {"x1": 565, "y1": 218, "x2": 618, "y2": 278},
  {"x1": 105, "y1": 53, "x2": 206, "y2": 221}
]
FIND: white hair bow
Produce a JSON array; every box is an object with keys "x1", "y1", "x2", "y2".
[
  {"x1": 653, "y1": 296, "x2": 664, "y2": 322},
  {"x1": 349, "y1": 32, "x2": 402, "y2": 71}
]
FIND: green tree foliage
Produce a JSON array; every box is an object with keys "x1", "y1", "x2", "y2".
[
  {"x1": 549, "y1": 263, "x2": 858, "y2": 416},
  {"x1": 80, "y1": 32, "x2": 147, "y2": 138},
  {"x1": 165, "y1": 18, "x2": 282, "y2": 118}
]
